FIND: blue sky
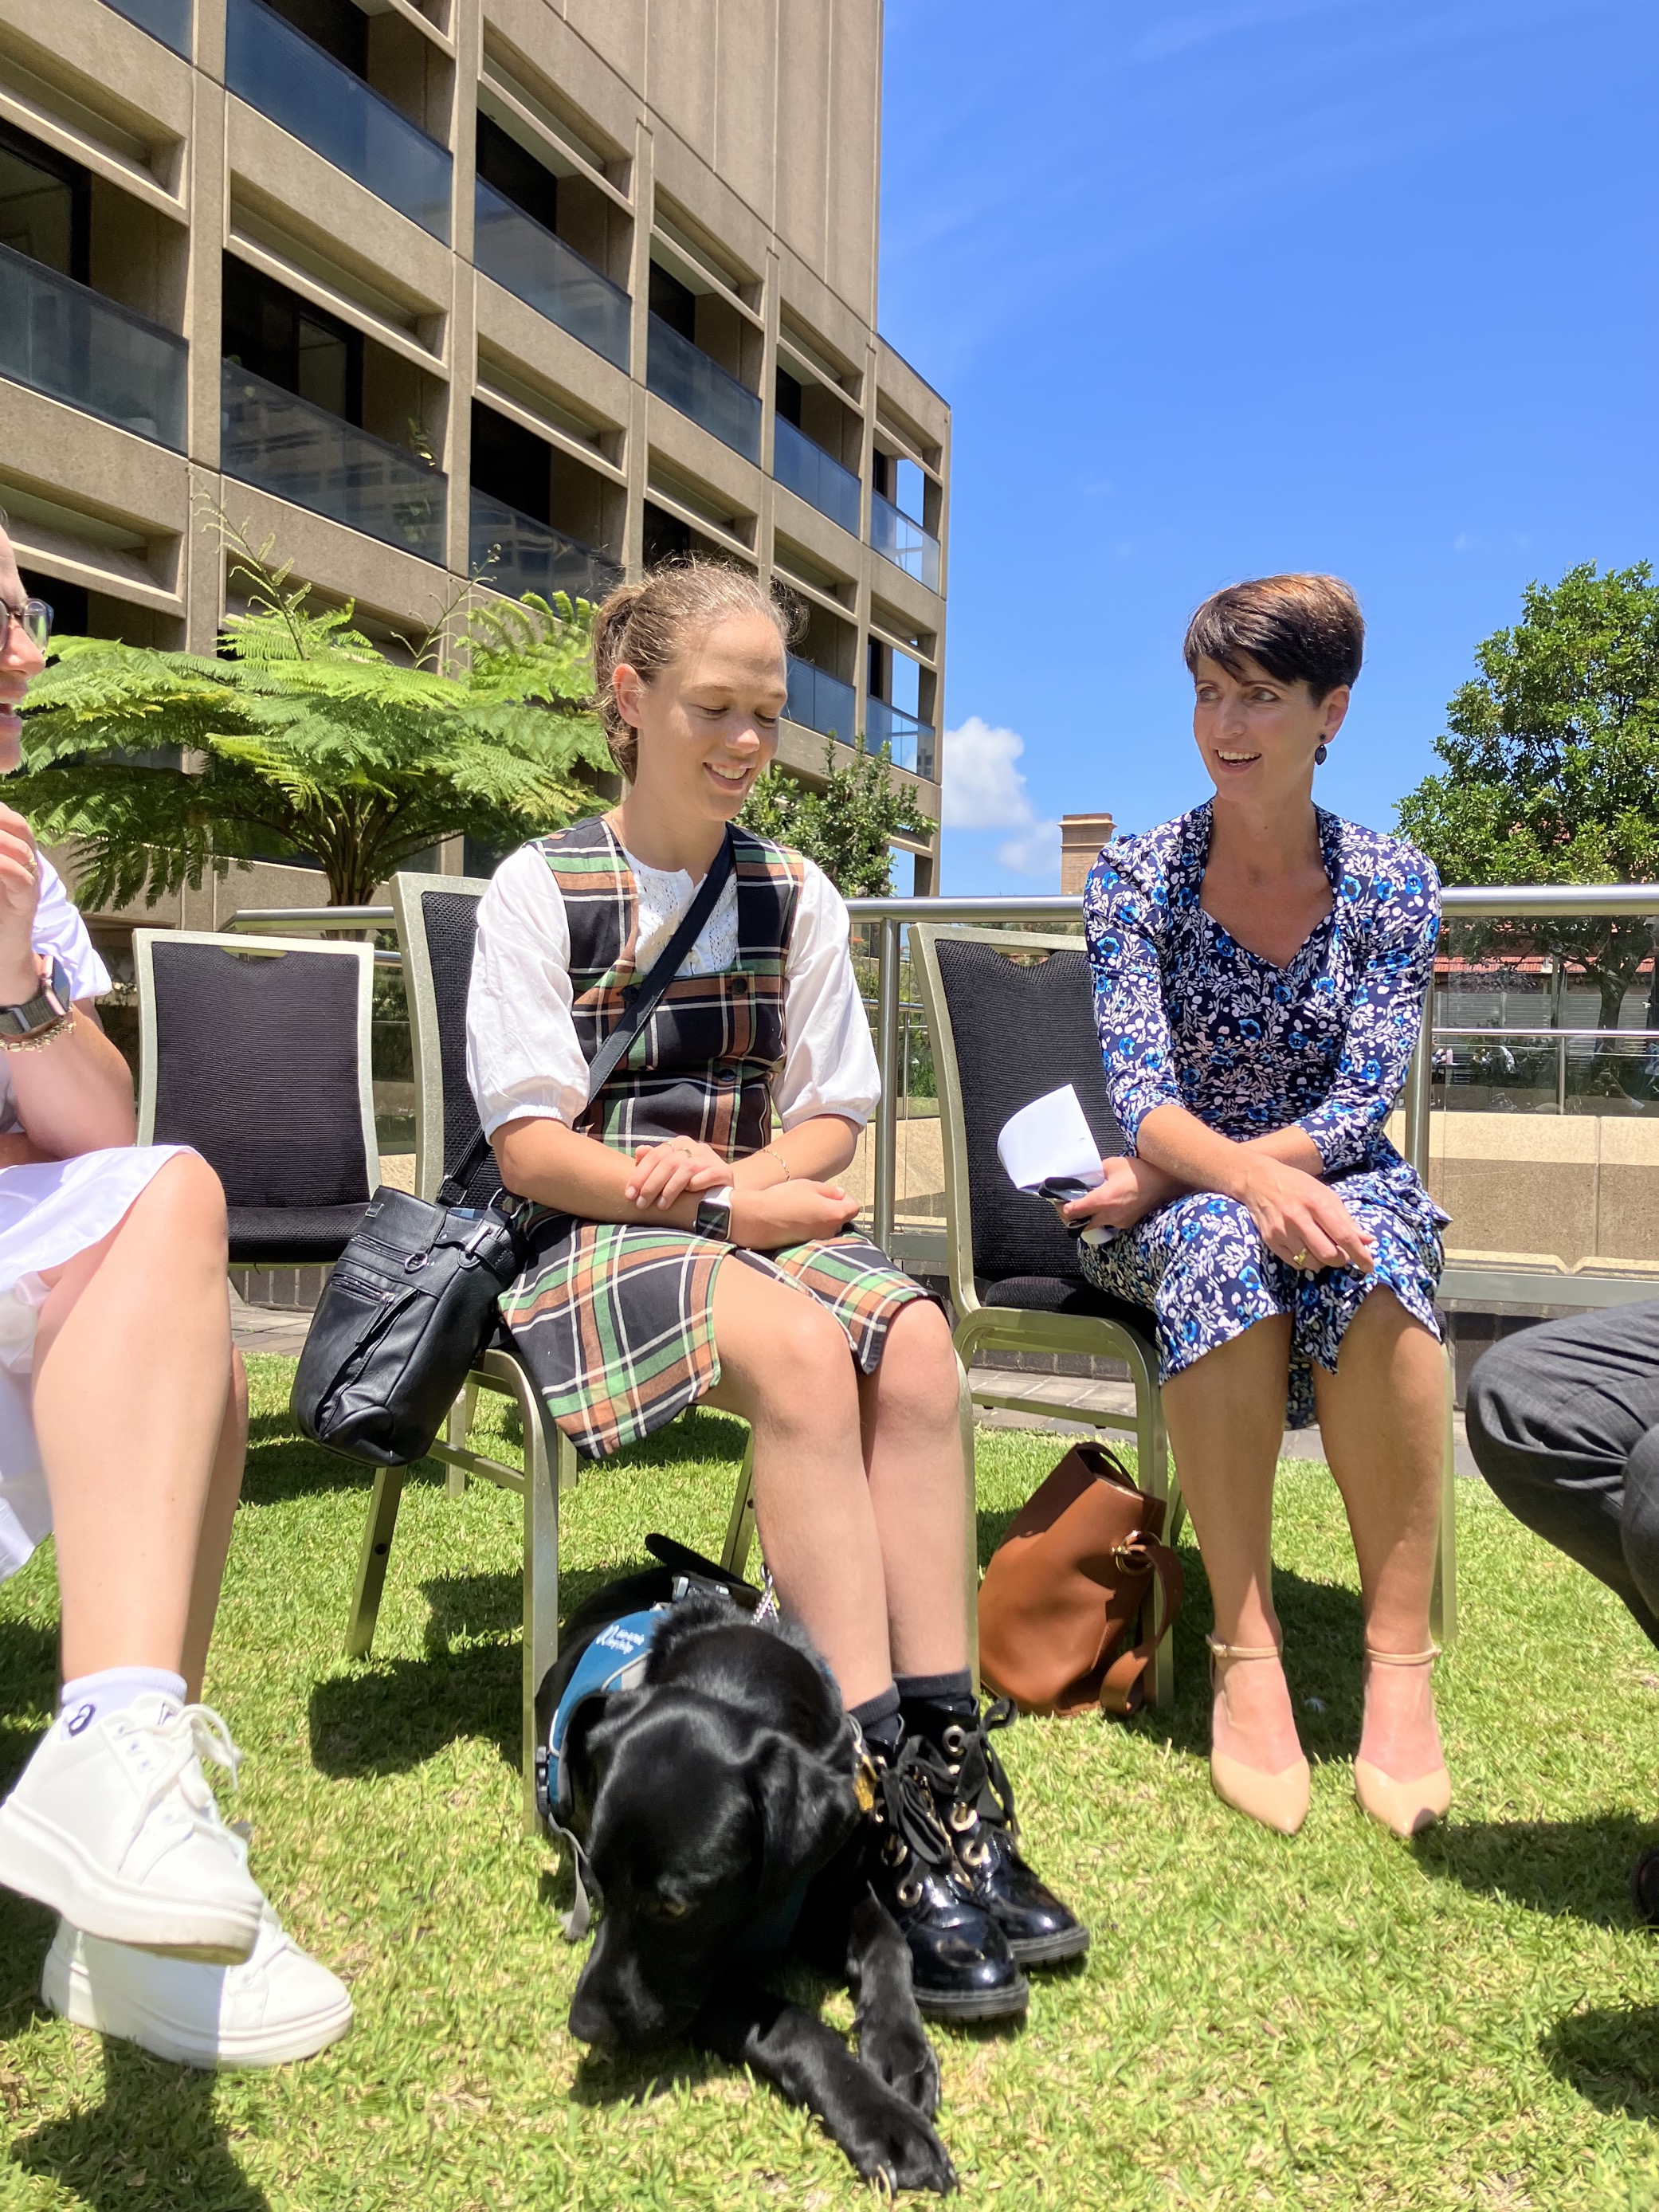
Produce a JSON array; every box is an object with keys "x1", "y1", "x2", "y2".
[{"x1": 877, "y1": 0, "x2": 1659, "y2": 891}]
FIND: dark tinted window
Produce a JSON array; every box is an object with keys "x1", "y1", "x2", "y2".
[
  {"x1": 470, "y1": 402, "x2": 550, "y2": 525},
  {"x1": 222, "y1": 256, "x2": 363, "y2": 423},
  {"x1": 260, "y1": 0, "x2": 367, "y2": 75},
  {"x1": 19, "y1": 570, "x2": 87, "y2": 637},
  {"x1": 475, "y1": 113, "x2": 558, "y2": 233},
  {"x1": 641, "y1": 501, "x2": 692, "y2": 568},
  {"x1": 648, "y1": 261, "x2": 696, "y2": 342},
  {"x1": 0, "y1": 122, "x2": 88, "y2": 281},
  {"x1": 775, "y1": 367, "x2": 802, "y2": 428}
]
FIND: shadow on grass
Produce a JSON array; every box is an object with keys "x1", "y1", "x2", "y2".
[
  {"x1": 308, "y1": 1561, "x2": 652, "y2": 1780},
  {"x1": 1543, "y1": 2002, "x2": 1659, "y2": 2123},
  {"x1": 1, "y1": 1618, "x2": 57, "y2": 1786},
  {"x1": 10, "y1": 2037, "x2": 273, "y2": 2210},
  {"x1": 1414, "y1": 1813, "x2": 1659, "y2": 1928}
]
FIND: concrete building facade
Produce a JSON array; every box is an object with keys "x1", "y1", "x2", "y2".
[{"x1": 0, "y1": 0, "x2": 949, "y2": 926}]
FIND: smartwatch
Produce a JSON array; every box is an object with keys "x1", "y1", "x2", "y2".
[
  {"x1": 0, "y1": 957, "x2": 73, "y2": 1047},
  {"x1": 693, "y1": 1186, "x2": 735, "y2": 1241}
]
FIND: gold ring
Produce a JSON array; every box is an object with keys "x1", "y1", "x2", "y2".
[{"x1": 1290, "y1": 1249, "x2": 1309, "y2": 1269}]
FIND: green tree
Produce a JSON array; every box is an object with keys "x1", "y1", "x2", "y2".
[
  {"x1": 1396, "y1": 560, "x2": 1659, "y2": 1029},
  {"x1": 740, "y1": 736, "x2": 932, "y2": 897},
  {"x1": 15, "y1": 524, "x2": 610, "y2": 908}
]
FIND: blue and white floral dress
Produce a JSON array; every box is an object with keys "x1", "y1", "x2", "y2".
[{"x1": 1079, "y1": 801, "x2": 1448, "y2": 1429}]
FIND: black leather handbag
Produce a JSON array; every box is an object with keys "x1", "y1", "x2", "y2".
[{"x1": 290, "y1": 831, "x2": 735, "y2": 1468}]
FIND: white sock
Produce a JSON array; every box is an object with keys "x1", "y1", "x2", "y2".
[{"x1": 58, "y1": 1667, "x2": 188, "y2": 1735}]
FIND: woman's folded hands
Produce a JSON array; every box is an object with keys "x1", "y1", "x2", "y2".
[{"x1": 622, "y1": 1137, "x2": 857, "y2": 1250}]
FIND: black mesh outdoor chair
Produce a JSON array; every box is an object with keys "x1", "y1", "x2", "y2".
[
  {"x1": 343, "y1": 872, "x2": 759, "y2": 1831},
  {"x1": 135, "y1": 931, "x2": 378, "y2": 1267},
  {"x1": 911, "y1": 925, "x2": 1181, "y2": 1703}
]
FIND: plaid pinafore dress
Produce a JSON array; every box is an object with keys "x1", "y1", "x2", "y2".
[{"x1": 498, "y1": 817, "x2": 929, "y2": 1460}]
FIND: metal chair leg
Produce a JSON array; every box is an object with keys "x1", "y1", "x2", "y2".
[
  {"x1": 1431, "y1": 1347, "x2": 1458, "y2": 1649},
  {"x1": 345, "y1": 1465, "x2": 406, "y2": 1660},
  {"x1": 445, "y1": 1380, "x2": 476, "y2": 1498},
  {"x1": 1124, "y1": 1334, "x2": 1178, "y2": 1709},
  {"x1": 719, "y1": 1431, "x2": 757, "y2": 1579},
  {"x1": 958, "y1": 1357, "x2": 979, "y2": 1689},
  {"x1": 516, "y1": 1375, "x2": 564, "y2": 1838}
]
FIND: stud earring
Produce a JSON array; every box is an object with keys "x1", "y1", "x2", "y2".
[{"x1": 1314, "y1": 742, "x2": 1328, "y2": 766}]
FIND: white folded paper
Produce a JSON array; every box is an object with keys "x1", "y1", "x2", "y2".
[{"x1": 995, "y1": 1084, "x2": 1105, "y2": 1194}]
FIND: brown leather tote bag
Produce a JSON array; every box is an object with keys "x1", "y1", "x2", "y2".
[{"x1": 977, "y1": 1442, "x2": 1184, "y2": 1717}]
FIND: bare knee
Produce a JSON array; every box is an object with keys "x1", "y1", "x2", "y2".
[
  {"x1": 128, "y1": 1151, "x2": 229, "y2": 1267},
  {"x1": 753, "y1": 1300, "x2": 856, "y2": 1432},
  {"x1": 871, "y1": 1300, "x2": 959, "y2": 1426}
]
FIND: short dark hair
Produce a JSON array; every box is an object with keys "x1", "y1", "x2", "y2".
[{"x1": 1183, "y1": 574, "x2": 1364, "y2": 700}]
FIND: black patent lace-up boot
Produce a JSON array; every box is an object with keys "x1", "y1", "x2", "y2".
[
  {"x1": 859, "y1": 1732, "x2": 1029, "y2": 2022},
  {"x1": 908, "y1": 1699, "x2": 1089, "y2": 1967}
]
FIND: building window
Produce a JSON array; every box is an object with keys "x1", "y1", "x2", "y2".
[
  {"x1": 0, "y1": 122, "x2": 90, "y2": 283},
  {"x1": 471, "y1": 402, "x2": 550, "y2": 527},
  {"x1": 775, "y1": 366, "x2": 803, "y2": 429},
  {"x1": 648, "y1": 261, "x2": 696, "y2": 343},
  {"x1": 259, "y1": 0, "x2": 368, "y2": 77},
  {"x1": 222, "y1": 256, "x2": 363, "y2": 425},
  {"x1": 475, "y1": 113, "x2": 559, "y2": 236}
]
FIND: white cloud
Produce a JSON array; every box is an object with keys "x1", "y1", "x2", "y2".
[
  {"x1": 997, "y1": 821, "x2": 1063, "y2": 878},
  {"x1": 942, "y1": 716, "x2": 1036, "y2": 830}
]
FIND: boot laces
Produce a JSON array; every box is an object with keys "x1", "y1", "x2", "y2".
[
  {"x1": 869, "y1": 1738, "x2": 955, "y2": 1877},
  {"x1": 920, "y1": 1699, "x2": 1021, "y2": 1846}
]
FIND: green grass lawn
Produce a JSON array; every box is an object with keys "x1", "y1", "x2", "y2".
[{"x1": 3, "y1": 1356, "x2": 1659, "y2": 2210}]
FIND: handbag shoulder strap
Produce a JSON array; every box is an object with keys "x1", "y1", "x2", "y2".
[
  {"x1": 582, "y1": 829, "x2": 735, "y2": 1105},
  {"x1": 436, "y1": 829, "x2": 735, "y2": 1207}
]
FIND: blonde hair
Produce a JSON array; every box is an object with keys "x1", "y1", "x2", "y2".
[{"x1": 592, "y1": 560, "x2": 802, "y2": 779}]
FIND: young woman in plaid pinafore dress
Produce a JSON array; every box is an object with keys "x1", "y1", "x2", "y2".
[{"x1": 466, "y1": 564, "x2": 1082, "y2": 2017}]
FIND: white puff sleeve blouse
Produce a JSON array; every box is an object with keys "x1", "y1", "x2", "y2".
[{"x1": 465, "y1": 841, "x2": 881, "y2": 1140}]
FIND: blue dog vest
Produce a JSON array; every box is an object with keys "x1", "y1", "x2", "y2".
[{"x1": 547, "y1": 1607, "x2": 666, "y2": 1820}]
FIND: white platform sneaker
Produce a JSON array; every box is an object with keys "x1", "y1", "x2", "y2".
[
  {"x1": 0, "y1": 1694, "x2": 265, "y2": 1963},
  {"x1": 42, "y1": 1900, "x2": 355, "y2": 2069}
]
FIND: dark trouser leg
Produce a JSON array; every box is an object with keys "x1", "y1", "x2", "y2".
[{"x1": 1464, "y1": 1301, "x2": 1659, "y2": 1647}]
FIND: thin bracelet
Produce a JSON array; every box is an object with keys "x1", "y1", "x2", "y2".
[
  {"x1": 0, "y1": 1010, "x2": 75, "y2": 1055},
  {"x1": 763, "y1": 1143, "x2": 791, "y2": 1184}
]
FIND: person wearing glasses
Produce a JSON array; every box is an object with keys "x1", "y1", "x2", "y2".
[{"x1": 0, "y1": 535, "x2": 352, "y2": 2067}]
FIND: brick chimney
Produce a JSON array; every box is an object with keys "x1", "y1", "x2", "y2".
[{"x1": 1060, "y1": 813, "x2": 1116, "y2": 896}]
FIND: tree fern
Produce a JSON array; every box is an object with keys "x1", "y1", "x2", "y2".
[{"x1": 15, "y1": 520, "x2": 612, "y2": 908}]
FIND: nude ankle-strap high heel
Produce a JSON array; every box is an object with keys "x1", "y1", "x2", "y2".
[
  {"x1": 1353, "y1": 1645, "x2": 1451, "y2": 1839},
  {"x1": 1206, "y1": 1637, "x2": 1310, "y2": 1837}
]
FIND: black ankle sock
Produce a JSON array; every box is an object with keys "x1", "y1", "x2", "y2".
[
  {"x1": 851, "y1": 1683, "x2": 904, "y2": 1757},
  {"x1": 896, "y1": 1669, "x2": 978, "y2": 1740}
]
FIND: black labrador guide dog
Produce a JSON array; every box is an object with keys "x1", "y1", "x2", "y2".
[{"x1": 537, "y1": 1537, "x2": 957, "y2": 2194}]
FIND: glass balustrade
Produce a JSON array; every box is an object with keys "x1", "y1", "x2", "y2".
[
  {"x1": 646, "y1": 314, "x2": 762, "y2": 464},
  {"x1": 224, "y1": 0, "x2": 453, "y2": 243},
  {"x1": 785, "y1": 654, "x2": 857, "y2": 743},
  {"x1": 0, "y1": 242, "x2": 187, "y2": 449},
  {"x1": 871, "y1": 491, "x2": 942, "y2": 592},
  {"x1": 864, "y1": 696, "x2": 935, "y2": 779},
  {"x1": 106, "y1": 0, "x2": 192, "y2": 54},
  {"x1": 221, "y1": 362, "x2": 447, "y2": 563},
  {"x1": 472, "y1": 180, "x2": 630, "y2": 371},
  {"x1": 469, "y1": 488, "x2": 622, "y2": 609},
  {"x1": 772, "y1": 416, "x2": 861, "y2": 535}
]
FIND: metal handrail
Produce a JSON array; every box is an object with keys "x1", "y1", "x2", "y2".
[{"x1": 228, "y1": 880, "x2": 1659, "y2": 1295}]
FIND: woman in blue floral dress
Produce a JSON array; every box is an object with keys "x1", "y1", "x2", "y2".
[{"x1": 1065, "y1": 575, "x2": 1451, "y2": 1841}]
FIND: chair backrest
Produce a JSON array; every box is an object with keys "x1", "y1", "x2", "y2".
[
  {"x1": 390, "y1": 871, "x2": 500, "y2": 1207},
  {"x1": 135, "y1": 931, "x2": 378, "y2": 1209},
  {"x1": 911, "y1": 927, "x2": 1124, "y2": 1311}
]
